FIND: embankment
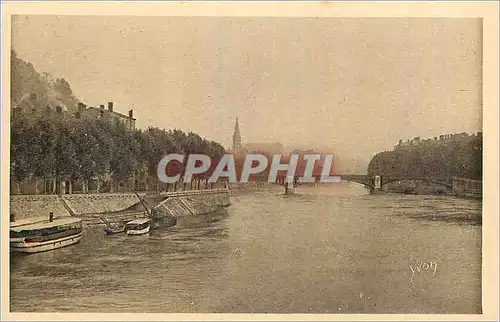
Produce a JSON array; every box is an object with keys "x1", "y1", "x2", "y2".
[
  {"x1": 10, "y1": 189, "x2": 231, "y2": 226},
  {"x1": 154, "y1": 189, "x2": 231, "y2": 217},
  {"x1": 376, "y1": 178, "x2": 482, "y2": 199}
]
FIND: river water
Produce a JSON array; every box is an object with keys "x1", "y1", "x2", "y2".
[{"x1": 10, "y1": 182, "x2": 482, "y2": 314}]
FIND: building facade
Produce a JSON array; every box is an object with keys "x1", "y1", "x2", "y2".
[
  {"x1": 79, "y1": 101, "x2": 136, "y2": 131},
  {"x1": 12, "y1": 96, "x2": 136, "y2": 132}
]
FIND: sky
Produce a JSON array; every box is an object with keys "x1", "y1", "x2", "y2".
[{"x1": 11, "y1": 16, "x2": 482, "y2": 166}]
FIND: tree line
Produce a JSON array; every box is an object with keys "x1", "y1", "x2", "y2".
[
  {"x1": 367, "y1": 134, "x2": 482, "y2": 183},
  {"x1": 10, "y1": 113, "x2": 226, "y2": 194}
]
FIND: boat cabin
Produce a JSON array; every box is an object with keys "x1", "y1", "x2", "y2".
[{"x1": 10, "y1": 217, "x2": 82, "y2": 239}]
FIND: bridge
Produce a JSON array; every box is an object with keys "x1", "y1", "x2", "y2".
[
  {"x1": 273, "y1": 174, "x2": 455, "y2": 194},
  {"x1": 273, "y1": 174, "x2": 373, "y2": 187},
  {"x1": 338, "y1": 175, "x2": 454, "y2": 190},
  {"x1": 336, "y1": 174, "x2": 373, "y2": 188}
]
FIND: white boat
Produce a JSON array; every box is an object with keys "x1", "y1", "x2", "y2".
[
  {"x1": 125, "y1": 218, "x2": 150, "y2": 235},
  {"x1": 10, "y1": 215, "x2": 83, "y2": 253}
]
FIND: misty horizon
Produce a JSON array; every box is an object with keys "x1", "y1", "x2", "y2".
[{"x1": 11, "y1": 16, "x2": 482, "y2": 162}]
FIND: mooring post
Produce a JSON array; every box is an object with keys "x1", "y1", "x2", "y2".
[{"x1": 284, "y1": 180, "x2": 295, "y2": 195}]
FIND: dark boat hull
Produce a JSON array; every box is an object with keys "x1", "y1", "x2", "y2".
[
  {"x1": 104, "y1": 226, "x2": 125, "y2": 235},
  {"x1": 151, "y1": 215, "x2": 177, "y2": 230}
]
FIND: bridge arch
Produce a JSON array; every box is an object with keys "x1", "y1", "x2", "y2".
[
  {"x1": 341, "y1": 179, "x2": 374, "y2": 189},
  {"x1": 336, "y1": 175, "x2": 374, "y2": 189}
]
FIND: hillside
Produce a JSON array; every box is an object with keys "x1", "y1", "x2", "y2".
[
  {"x1": 367, "y1": 133, "x2": 482, "y2": 182},
  {"x1": 11, "y1": 50, "x2": 79, "y2": 114}
]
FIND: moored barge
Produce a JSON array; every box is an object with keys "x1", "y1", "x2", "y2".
[{"x1": 10, "y1": 214, "x2": 83, "y2": 253}]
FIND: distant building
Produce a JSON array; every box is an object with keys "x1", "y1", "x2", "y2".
[
  {"x1": 243, "y1": 142, "x2": 285, "y2": 155},
  {"x1": 395, "y1": 138, "x2": 413, "y2": 149},
  {"x1": 395, "y1": 132, "x2": 478, "y2": 150},
  {"x1": 12, "y1": 96, "x2": 136, "y2": 131},
  {"x1": 11, "y1": 93, "x2": 70, "y2": 119},
  {"x1": 79, "y1": 101, "x2": 136, "y2": 131}
]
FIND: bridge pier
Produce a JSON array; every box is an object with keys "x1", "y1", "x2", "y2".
[
  {"x1": 284, "y1": 181, "x2": 295, "y2": 195},
  {"x1": 374, "y1": 175, "x2": 381, "y2": 190}
]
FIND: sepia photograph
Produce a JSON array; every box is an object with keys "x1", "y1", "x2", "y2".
[{"x1": 1, "y1": 2, "x2": 499, "y2": 321}]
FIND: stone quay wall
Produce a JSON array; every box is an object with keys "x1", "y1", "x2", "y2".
[
  {"x1": 452, "y1": 177, "x2": 482, "y2": 198},
  {"x1": 378, "y1": 177, "x2": 482, "y2": 198},
  {"x1": 155, "y1": 189, "x2": 231, "y2": 218},
  {"x1": 9, "y1": 189, "x2": 231, "y2": 225},
  {"x1": 10, "y1": 195, "x2": 70, "y2": 220}
]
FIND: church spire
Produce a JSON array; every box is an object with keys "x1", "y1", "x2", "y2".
[
  {"x1": 232, "y1": 117, "x2": 242, "y2": 153},
  {"x1": 234, "y1": 117, "x2": 240, "y2": 135}
]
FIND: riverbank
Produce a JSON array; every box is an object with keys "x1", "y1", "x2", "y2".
[
  {"x1": 9, "y1": 189, "x2": 231, "y2": 226},
  {"x1": 371, "y1": 177, "x2": 482, "y2": 200}
]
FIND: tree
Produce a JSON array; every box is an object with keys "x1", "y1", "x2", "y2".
[
  {"x1": 10, "y1": 116, "x2": 36, "y2": 185},
  {"x1": 10, "y1": 109, "x2": 227, "y2": 193}
]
